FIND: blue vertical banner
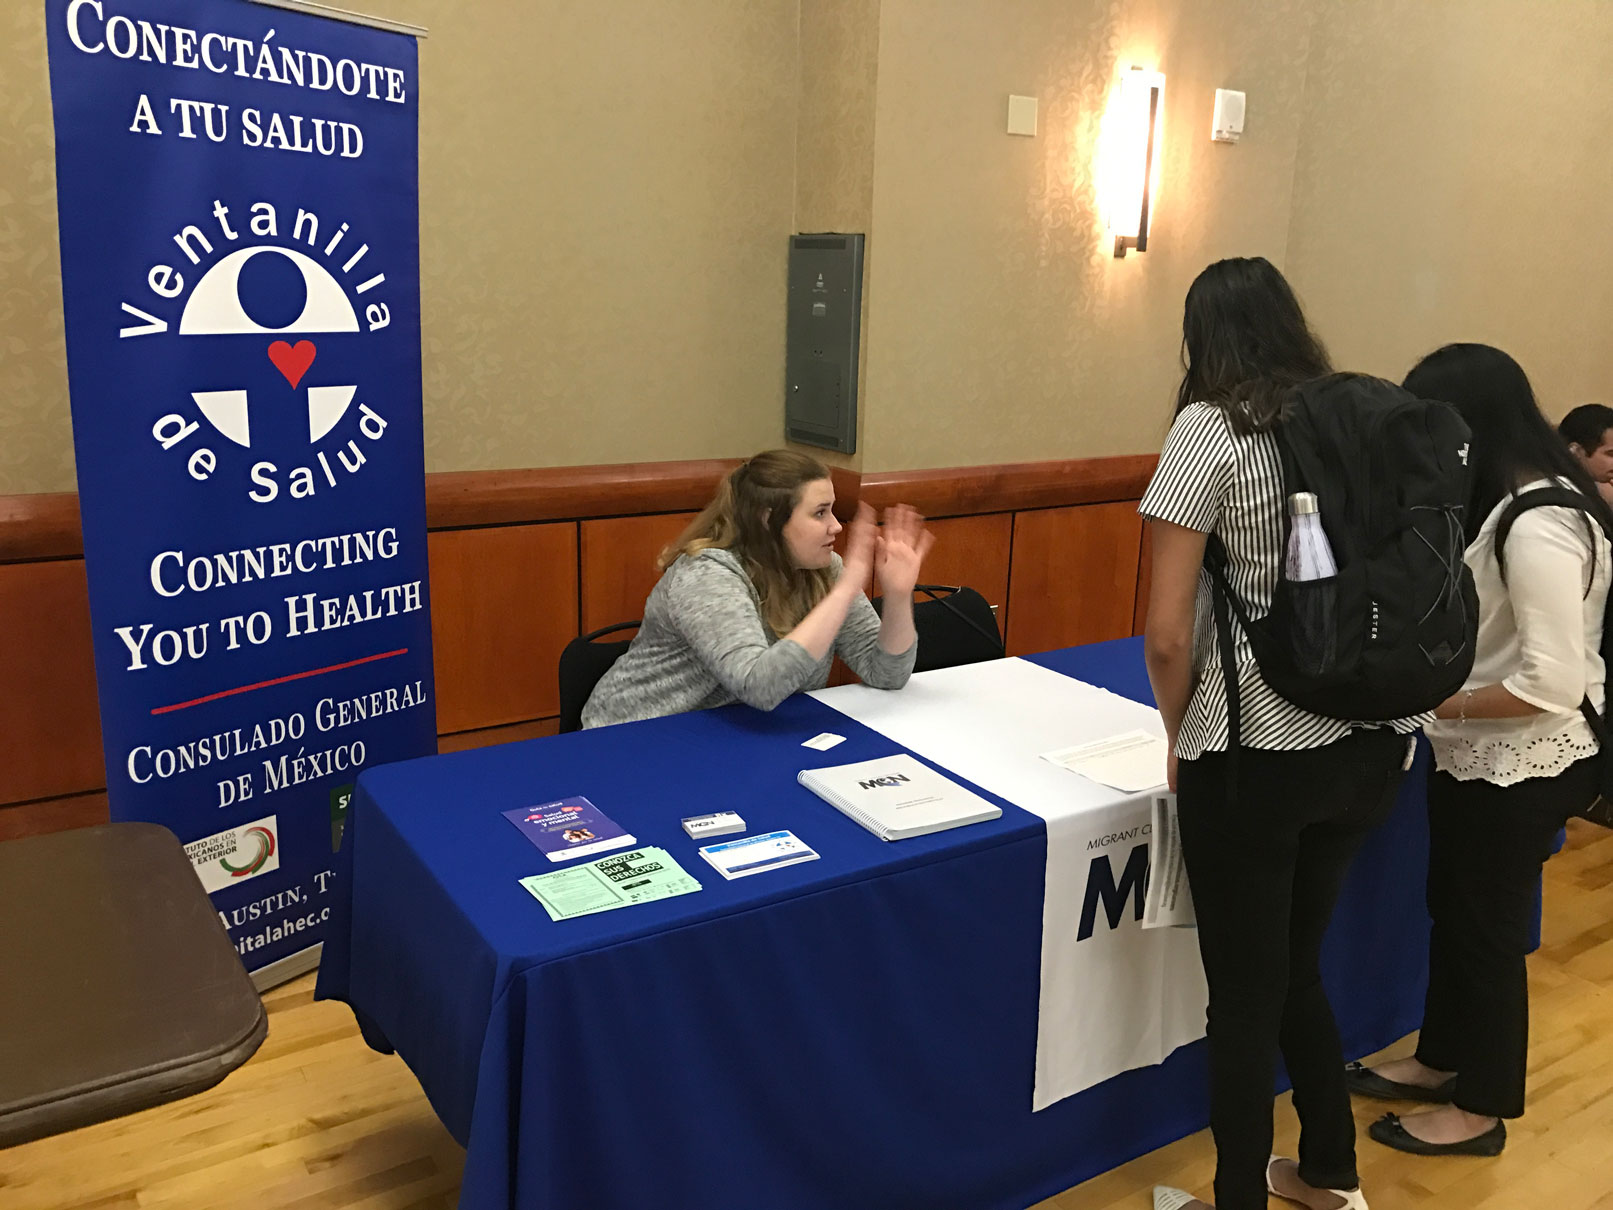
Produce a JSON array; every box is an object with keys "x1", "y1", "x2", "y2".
[{"x1": 45, "y1": 0, "x2": 435, "y2": 975}]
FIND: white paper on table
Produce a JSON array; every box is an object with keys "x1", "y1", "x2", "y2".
[
  {"x1": 1143, "y1": 793, "x2": 1195, "y2": 929},
  {"x1": 1041, "y1": 729, "x2": 1168, "y2": 794}
]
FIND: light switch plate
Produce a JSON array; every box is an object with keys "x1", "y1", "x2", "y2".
[
  {"x1": 1212, "y1": 88, "x2": 1246, "y2": 142},
  {"x1": 1007, "y1": 94, "x2": 1038, "y2": 137}
]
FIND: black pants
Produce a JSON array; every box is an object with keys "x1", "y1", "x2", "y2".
[
  {"x1": 1413, "y1": 758, "x2": 1597, "y2": 1119},
  {"x1": 1177, "y1": 730, "x2": 1406, "y2": 1210}
]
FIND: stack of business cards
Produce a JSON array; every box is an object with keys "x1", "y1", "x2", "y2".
[
  {"x1": 681, "y1": 811, "x2": 745, "y2": 839},
  {"x1": 698, "y1": 830, "x2": 819, "y2": 880}
]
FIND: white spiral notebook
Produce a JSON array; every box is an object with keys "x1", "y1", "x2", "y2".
[{"x1": 797, "y1": 753, "x2": 1002, "y2": 841}]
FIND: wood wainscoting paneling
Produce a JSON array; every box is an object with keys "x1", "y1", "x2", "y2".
[
  {"x1": 919, "y1": 514, "x2": 1013, "y2": 640},
  {"x1": 0, "y1": 492, "x2": 83, "y2": 562},
  {"x1": 1005, "y1": 502, "x2": 1145, "y2": 655},
  {"x1": 0, "y1": 791, "x2": 110, "y2": 843},
  {"x1": 437, "y1": 718, "x2": 560, "y2": 754},
  {"x1": 428, "y1": 523, "x2": 578, "y2": 735},
  {"x1": 859, "y1": 455, "x2": 1155, "y2": 519},
  {"x1": 0, "y1": 561, "x2": 105, "y2": 804},
  {"x1": 1133, "y1": 522, "x2": 1153, "y2": 637},
  {"x1": 427, "y1": 461, "x2": 735, "y2": 530},
  {"x1": 579, "y1": 513, "x2": 696, "y2": 634}
]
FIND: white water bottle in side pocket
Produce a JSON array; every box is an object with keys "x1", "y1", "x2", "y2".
[{"x1": 1287, "y1": 492, "x2": 1338, "y2": 581}]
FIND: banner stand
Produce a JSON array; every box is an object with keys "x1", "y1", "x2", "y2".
[
  {"x1": 46, "y1": 0, "x2": 438, "y2": 989},
  {"x1": 251, "y1": 942, "x2": 323, "y2": 992},
  {"x1": 248, "y1": 0, "x2": 429, "y2": 40}
]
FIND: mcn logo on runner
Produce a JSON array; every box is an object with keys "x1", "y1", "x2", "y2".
[
  {"x1": 184, "y1": 814, "x2": 281, "y2": 893},
  {"x1": 119, "y1": 198, "x2": 395, "y2": 504}
]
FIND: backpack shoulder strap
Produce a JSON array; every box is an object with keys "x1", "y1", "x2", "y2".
[
  {"x1": 1203, "y1": 536, "x2": 1246, "y2": 756},
  {"x1": 1493, "y1": 486, "x2": 1611, "y2": 584},
  {"x1": 1496, "y1": 488, "x2": 1613, "y2": 776},
  {"x1": 1202, "y1": 536, "x2": 1257, "y2": 630},
  {"x1": 1495, "y1": 485, "x2": 1607, "y2": 547}
]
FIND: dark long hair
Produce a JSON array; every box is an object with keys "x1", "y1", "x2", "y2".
[
  {"x1": 1175, "y1": 256, "x2": 1332, "y2": 432},
  {"x1": 1403, "y1": 344, "x2": 1613, "y2": 559}
]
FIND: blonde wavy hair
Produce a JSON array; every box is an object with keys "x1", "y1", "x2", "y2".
[{"x1": 660, "y1": 450, "x2": 837, "y2": 635}]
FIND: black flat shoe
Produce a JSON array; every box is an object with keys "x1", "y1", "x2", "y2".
[
  {"x1": 1345, "y1": 1060, "x2": 1455, "y2": 1103},
  {"x1": 1368, "y1": 1113, "x2": 1506, "y2": 1157}
]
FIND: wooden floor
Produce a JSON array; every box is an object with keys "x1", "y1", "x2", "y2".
[{"x1": 4, "y1": 821, "x2": 1610, "y2": 1210}]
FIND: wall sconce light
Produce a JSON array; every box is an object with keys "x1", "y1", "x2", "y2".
[{"x1": 1103, "y1": 66, "x2": 1164, "y2": 258}]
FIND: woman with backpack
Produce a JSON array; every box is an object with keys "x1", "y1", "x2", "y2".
[
  {"x1": 1142, "y1": 257, "x2": 1426, "y2": 1210},
  {"x1": 1346, "y1": 344, "x2": 1611, "y2": 1157}
]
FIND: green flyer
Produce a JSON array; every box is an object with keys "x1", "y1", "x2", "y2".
[{"x1": 519, "y1": 847, "x2": 702, "y2": 922}]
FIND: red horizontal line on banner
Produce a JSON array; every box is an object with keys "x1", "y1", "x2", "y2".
[{"x1": 150, "y1": 648, "x2": 410, "y2": 716}]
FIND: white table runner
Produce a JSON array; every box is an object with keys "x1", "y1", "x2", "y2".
[{"x1": 814, "y1": 657, "x2": 1208, "y2": 1109}]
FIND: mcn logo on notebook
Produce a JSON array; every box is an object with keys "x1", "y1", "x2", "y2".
[{"x1": 858, "y1": 773, "x2": 913, "y2": 790}]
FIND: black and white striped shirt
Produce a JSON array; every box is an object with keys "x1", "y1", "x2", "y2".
[{"x1": 1139, "y1": 401, "x2": 1426, "y2": 759}]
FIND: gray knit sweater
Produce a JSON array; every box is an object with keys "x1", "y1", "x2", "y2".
[{"x1": 580, "y1": 548, "x2": 915, "y2": 728}]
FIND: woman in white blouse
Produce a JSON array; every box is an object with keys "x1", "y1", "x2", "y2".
[{"x1": 1348, "y1": 344, "x2": 1611, "y2": 1157}]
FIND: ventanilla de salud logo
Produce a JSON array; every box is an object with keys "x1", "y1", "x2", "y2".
[{"x1": 119, "y1": 197, "x2": 397, "y2": 503}]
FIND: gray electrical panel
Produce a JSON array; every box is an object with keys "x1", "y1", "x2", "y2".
[{"x1": 785, "y1": 233, "x2": 864, "y2": 454}]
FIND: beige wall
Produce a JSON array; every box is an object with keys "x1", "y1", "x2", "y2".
[
  {"x1": 0, "y1": 4, "x2": 72, "y2": 495},
  {"x1": 405, "y1": 1, "x2": 797, "y2": 476},
  {"x1": 794, "y1": 0, "x2": 882, "y2": 468},
  {"x1": 3, "y1": 1, "x2": 1611, "y2": 493},
  {"x1": 859, "y1": 0, "x2": 1317, "y2": 470},
  {"x1": 0, "y1": 0, "x2": 798, "y2": 495},
  {"x1": 1284, "y1": 0, "x2": 1613, "y2": 413}
]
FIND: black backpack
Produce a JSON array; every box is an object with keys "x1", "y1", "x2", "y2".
[
  {"x1": 1495, "y1": 487, "x2": 1613, "y2": 827},
  {"x1": 1206, "y1": 373, "x2": 1478, "y2": 747}
]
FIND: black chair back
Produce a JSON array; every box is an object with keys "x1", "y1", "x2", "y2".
[
  {"x1": 557, "y1": 621, "x2": 640, "y2": 733},
  {"x1": 873, "y1": 584, "x2": 1004, "y2": 672}
]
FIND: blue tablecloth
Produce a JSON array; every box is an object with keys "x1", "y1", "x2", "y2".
[{"x1": 316, "y1": 638, "x2": 1431, "y2": 1210}]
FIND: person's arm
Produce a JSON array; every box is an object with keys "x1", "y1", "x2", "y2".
[
  {"x1": 1136, "y1": 404, "x2": 1233, "y2": 790},
  {"x1": 1436, "y1": 508, "x2": 1594, "y2": 720},
  {"x1": 870, "y1": 504, "x2": 933, "y2": 656},
  {"x1": 833, "y1": 506, "x2": 932, "y2": 688},
  {"x1": 833, "y1": 591, "x2": 917, "y2": 689},
  {"x1": 780, "y1": 504, "x2": 879, "y2": 660},
  {"x1": 1144, "y1": 520, "x2": 1206, "y2": 790},
  {"x1": 665, "y1": 524, "x2": 875, "y2": 713}
]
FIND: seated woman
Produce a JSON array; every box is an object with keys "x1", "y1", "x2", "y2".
[
  {"x1": 581, "y1": 450, "x2": 931, "y2": 728},
  {"x1": 1558, "y1": 402, "x2": 1613, "y2": 507}
]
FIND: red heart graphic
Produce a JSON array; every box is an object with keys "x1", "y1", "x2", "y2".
[{"x1": 268, "y1": 340, "x2": 316, "y2": 389}]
